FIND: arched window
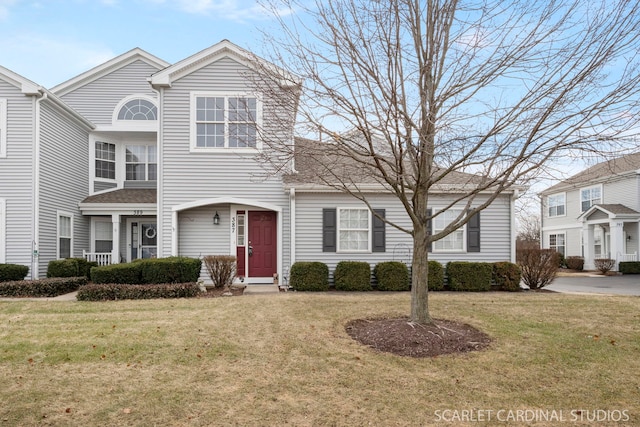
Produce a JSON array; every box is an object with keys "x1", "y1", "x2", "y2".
[{"x1": 117, "y1": 98, "x2": 157, "y2": 120}]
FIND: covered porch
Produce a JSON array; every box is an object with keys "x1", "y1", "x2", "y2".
[
  {"x1": 580, "y1": 204, "x2": 639, "y2": 271},
  {"x1": 78, "y1": 189, "x2": 157, "y2": 265}
]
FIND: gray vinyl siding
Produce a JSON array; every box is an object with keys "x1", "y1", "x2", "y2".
[
  {"x1": 542, "y1": 228, "x2": 582, "y2": 258},
  {"x1": 158, "y1": 57, "x2": 293, "y2": 270},
  {"x1": 37, "y1": 101, "x2": 90, "y2": 277},
  {"x1": 94, "y1": 181, "x2": 117, "y2": 192},
  {"x1": 57, "y1": 60, "x2": 160, "y2": 125},
  {"x1": 0, "y1": 79, "x2": 35, "y2": 275},
  {"x1": 124, "y1": 180, "x2": 156, "y2": 189},
  {"x1": 294, "y1": 192, "x2": 514, "y2": 274},
  {"x1": 604, "y1": 177, "x2": 639, "y2": 211}
]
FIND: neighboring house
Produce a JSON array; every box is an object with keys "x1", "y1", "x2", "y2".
[
  {"x1": 0, "y1": 40, "x2": 518, "y2": 283},
  {"x1": 540, "y1": 153, "x2": 640, "y2": 270}
]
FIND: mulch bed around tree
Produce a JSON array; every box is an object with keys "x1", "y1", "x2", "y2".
[
  {"x1": 198, "y1": 286, "x2": 245, "y2": 298},
  {"x1": 345, "y1": 317, "x2": 491, "y2": 358}
]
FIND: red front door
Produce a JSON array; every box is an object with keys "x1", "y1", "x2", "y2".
[{"x1": 248, "y1": 211, "x2": 277, "y2": 278}]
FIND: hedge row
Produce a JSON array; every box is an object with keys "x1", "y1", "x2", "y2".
[
  {"x1": 619, "y1": 261, "x2": 640, "y2": 274},
  {"x1": 0, "y1": 277, "x2": 86, "y2": 297},
  {"x1": 0, "y1": 264, "x2": 29, "y2": 282},
  {"x1": 47, "y1": 258, "x2": 98, "y2": 279},
  {"x1": 290, "y1": 260, "x2": 521, "y2": 292},
  {"x1": 91, "y1": 257, "x2": 202, "y2": 284},
  {"x1": 77, "y1": 283, "x2": 201, "y2": 301}
]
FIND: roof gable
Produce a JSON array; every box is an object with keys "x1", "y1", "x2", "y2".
[
  {"x1": 542, "y1": 152, "x2": 640, "y2": 195},
  {"x1": 0, "y1": 65, "x2": 41, "y2": 95},
  {"x1": 150, "y1": 39, "x2": 299, "y2": 88},
  {"x1": 578, "y1": 203, "x2": 640, "y2": 221},
  {"x1": 50, "y1": 48, "x2": 170, "y2": 96}
]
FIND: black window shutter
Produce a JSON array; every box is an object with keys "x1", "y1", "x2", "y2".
[
  {"x1": 467, "y1": 211, "x2": 481, "y2": 252},
  {"x1": 426, "y1": 208, "x2": 432, "y2": 253},
  {"x1": 372, "y1": 209, "x2": 386, "y2": 252},
  {"x1": 322, "y1": 208, "x2": 337, "y2": 252}
]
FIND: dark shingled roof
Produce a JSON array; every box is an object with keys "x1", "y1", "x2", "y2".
[
  {"x1": 81, "y1": 189, "x2": 156, "y2": 204},
  {"x1": 284, "y1": 137, "x2": 488, "y2": 187},
  {"x1": 592, "y1": 204, "x2": 640, "y2": 215},
  {"x1": 543, "y1": 152, "x2": 640, "y2": 194}
]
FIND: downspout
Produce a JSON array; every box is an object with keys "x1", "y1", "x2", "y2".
[
  {"x1": 290, "y1": 188, "x2": 296, "y2": 268},
  {"x1": 31, "y1": 90, "x2": 47, "y2": 279},
  {"x1": 511, "y1": 189, "x2": 519, "y2": 263},
  {"x1": 150, "y1": 84, "x2": 164, "y2": 257}
]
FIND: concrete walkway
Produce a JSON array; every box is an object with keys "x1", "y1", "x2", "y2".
[{"x1": 243, "y1": 285, "x2": 280, "y2": 295}]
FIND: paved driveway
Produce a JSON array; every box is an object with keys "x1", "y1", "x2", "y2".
[{"x1": 547, "y1": 275, "x2": 640, "y2": 296}]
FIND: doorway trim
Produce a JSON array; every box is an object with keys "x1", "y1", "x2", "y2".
[{"x1": 125, "y1": 217, "x2": 158, "y2": 262}]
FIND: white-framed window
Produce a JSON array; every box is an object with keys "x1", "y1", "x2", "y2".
[
  {"x1": 0, "y1": 198, "x2": 5, "y2": 263},
  {"x1": 118, "y1": 98, "x2": 157, "y2": 120},
  {"x1": 0, "y1": 99, "x2": 6, "y2": 158},
  {"x1": 581, "y1": 186, "x2": 602, "y2": 212},
  {"x1": 593, "y1": 226, "x2": 603, "y2": 257},
  {"x1": 433, "y1": 209, "x2": 465, "y2": 252},
  {"x1": 236, "y1": 214, "x2": 246, "y2": 246},
  {"x1": 190, "y1": 92, "x2": 261, "y2": 151},
  {"x1": 337, "y1": 208, "x2": 371, "y2": 252},
  {"x1": 547, "y1": 193, "x2": 566, "y2": 217},
  {"x1": 126, "y1": 145, "x2": 157, "y2": 181},
  {"x1": 95, "y1": 141, "x2": 116, "y2": 180},
  {"x1": 549, "y1": 233, "x2": 565, "y2": 256},
  {"x1": 57, "y1": 212, "x2": 73, "y2": 259},
  {"x1": 93, "y1": 220, "x2": 113, "y2": 253}
]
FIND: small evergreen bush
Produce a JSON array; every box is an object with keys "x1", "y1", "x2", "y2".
[
  {"x1": 446, "y1": 262, "x2": 492, "y2": 291},
  {"x1": 334, "y1": 261, "x2": 372, "y2": 291},
  {"x1": 47, "y1": 258, "x2": 98, "y2": 279},
  {"x1": 0, "y1": 277, "x2": 86, "y2": 297},
  {"x1": 493, "y1": 261, "x2": 522, "y2": 292},
  {"x1": 427, "y1": 260, "x2": 445, "y2": 291},
  {"x1": 290, "y1": 262, "x2": 329, "y2": 291},
  {"x1": 139, "y1": 257, "x2": 202, "y2": 284},
  {"x1": 374, "y1": 261, "x2": 409, "y2": 291},
  {"x1": 619, "y1": 261, "x2": 640, "y2": 274},
  {"x1": 77, "y1": 283, "x2": 200, "y2": 301},
  {"x1": 91, "y1": 262, "x2": 143, "y2": 284},
  {"x1": 0, "y1": 264, "x2": 29, "y2": 282},
  {"x1": 565, "y1": 256, "x2": 584, "y2": 271}
]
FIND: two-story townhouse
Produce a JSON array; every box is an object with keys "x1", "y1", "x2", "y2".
[
  {"x1": 1, "y1": 39, "x2": 519, "y2": 283},
  {"x1": 0, "y1": 66, "x2": 93, "y2": 279},
  {"x1": 540, "y1": 152, "x2": 640, "y2": 270}
]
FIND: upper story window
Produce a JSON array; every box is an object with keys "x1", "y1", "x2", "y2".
[
  {"x1": 126, "y1": 145, "x2": 157, "y2": 181},
  {"x1": 95, "y1": 141, "x2": 116, "y2": 180},
  {"x1": 581, "y1": 186, "x2": 601, "y2": 212},
  {"x1": 0, "y1": 99, "x2": 6, "y2": 158},
  {"x1": 433, "y1": 209, "x2": 465, "y2": 252},
  {"x1": 118, "y1": 98, "x2": 157, "y2": 120},
  {"x1": 338, "y1": 208, "x2": 370, "y2": 252},
  {"x1": 191, "y1": 93, "x2": 261, "y2": 151},
  {"x1": 547, "y1": 193, "x2": 566, "y2": 217}
]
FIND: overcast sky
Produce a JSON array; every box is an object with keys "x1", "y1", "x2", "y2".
[{"x1": 0, "y1": 0, "x2": 287, "y2": 87}]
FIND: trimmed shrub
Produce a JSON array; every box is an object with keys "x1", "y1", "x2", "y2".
[
  {"x1": 594, "y1": 258, "x2": 616, "y2": 274},
  {"x1": 427, "y1": 260, "x2": 445, "y2": 291},
  {"x1": 0, "y1": 276, "x2": 86, "y2": 297},
  {"x1": 517, "y1": 247, "x2": 559, "y2": 290},
  {"x1": 139, "y1": 257, "x2": 202, "y2": 284},
  {"x1": 334, "y1": 261, "x2": 372, "y2": 291},
  {"x1": 565, "y1": 256, "x2": 584, "y2": 271},
  {"x1": 47, "y1": 258, "x2": 98, "y2": 279},
  {"x1": 493, "y1": 262, "x2": 522, "y2": 292},
  {"x1": 290, "y1": 262, "x2": 329, "y2": 291},
  {"x1": 91, "y1": 262, "x2": 143, "y2": 284},
  {"x1": 374, "y1": 261, "x2": 409, "y2": 291},
  {"x1": 77, "y1": 283, "x2": 200, "y2": 301},
  {"x1": 619, "y1": 261, "x2": 640, "y2": 274},
  {"x1": 446, "y1": 262, "x2": 492, "y2": 291},
  {"x1": 203, "y1": 255, "x2": 237, "y2": 288},
  {"x1": 0, "y1": 264, "x2": 29, "y2": 282}
]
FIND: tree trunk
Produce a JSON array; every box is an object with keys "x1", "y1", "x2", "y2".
[{"x1": 410, "y1": 222, "x2": 433, "y2": 324}]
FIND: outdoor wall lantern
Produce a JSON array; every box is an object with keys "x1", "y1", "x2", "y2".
[{"x1": 213, "y1": 211, "x2": 220, "y2": 225}]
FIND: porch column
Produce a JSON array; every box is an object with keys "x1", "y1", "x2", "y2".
[
  {"x1": 609, "y1": 220, "x2": 624, "y2": 270},
  {"x1": 582, "y1": 223, "x2": 594, "y2": 270},
  {"x1": 112, "y1": 214, "x2": 121, "y2": 264}
]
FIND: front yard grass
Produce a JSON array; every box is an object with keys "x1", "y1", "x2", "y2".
[{"x1": 0, "y1": 292, "x2": 638, "y2": 426}]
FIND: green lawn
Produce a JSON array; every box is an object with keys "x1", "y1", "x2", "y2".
[{"x1": 0, "y1": 292, "x2": 638, "y2": 426}]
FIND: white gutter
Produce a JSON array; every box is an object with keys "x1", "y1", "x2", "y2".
[{"x1": 510, "y1": 189, "x2": 519, "y2": 263}]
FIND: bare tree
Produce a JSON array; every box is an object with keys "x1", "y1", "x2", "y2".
[{"x1": 257, "y1": 0, "x2": 640, "y2": 324}]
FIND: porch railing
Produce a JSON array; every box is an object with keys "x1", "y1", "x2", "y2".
[
  {"x1": 83, "y1": 250, "x2": 112, "y2": 266},
  {"x1": 618, "y1": 252, "x2": 638, "y2": 262}
]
